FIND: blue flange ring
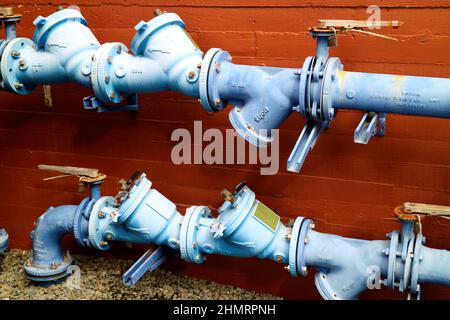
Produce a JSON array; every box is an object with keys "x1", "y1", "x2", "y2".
[
  {"x1": 131, "y1": 13, "x2": 185, "y2": 55},
  {"x1": 320, "y1": 57, "x2": 342, "y2": 121},
  {"x1": 199, "y1": 48, "x2": 229, "y2": 112},
  {"x1": 297, "y1": 56, "x2": 315, "y2": 117},
  {"x1": 410, "y1": 233, "x2": 424, "y2": 296},
  {"x1": 73, "y1": 197, "x2": 92, "y2": 248},
  {"x1": 24, "y1": 253, "x2": 74, "y2": 283},
  {"x1": 33, "y1": 9, "x2": 87, "y2": 49},
  {"x1": 295, "y1": 218, "x2": 312, "y2": 277},
  {"x1": 88, "y1": 196, "x2": 116, "y2": 251},
  {"x1": 386, "y1": 230, "x2": 399, "y2": 289},
  {"x1": 180, "y1": 206, "x2": 210, "y2": 263},
  {"x1": 0, "y1": 38, "x2": 36, "y2": 94},
  {"x1": 288, "y1": 217, "x2": 305, "y2": 277},
  {"x1": 91, "y1": 42, "x2": 129, "y2": 103}
]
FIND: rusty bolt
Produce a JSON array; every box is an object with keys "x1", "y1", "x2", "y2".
[
  {"x1": 302, "y1": 266, "x2": 308, "y2": 275},
  {"x1": 18, "y1": 60, "x2": 26, "y2": 67},
  {"x1": 15, "y1": 82, "x2": 24, "y2": 90},
  {"x1": 11, "y1": 50, "x2": 20, "y2": 58},
  {"x1": 105, "y1": 233, "x2": 113, "y2": 241},
  {"x1": 276, "y1": 255, "x2": 283, "y2": 263},
  {"x1": 188, "y1": 71, "x2": 196, "y2": 79},
  {"x1": 196, "y1": 62, "x2": 202, "y2": 69},
  {"x1": 215, "y1": 62, "x2": 221, "y2": 73},
  {"x1": 221, "y1": 189, "x2": 233, "y2": 202},
  {"x1": 98, "y1": 211, "x2": 106, "y2": 218}
]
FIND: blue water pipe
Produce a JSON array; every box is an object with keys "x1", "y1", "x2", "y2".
[
  {"x1": 23, "y1": 170, "x2": 450, "y2": 299},
  {"x1": 2, "y1": 8, "x2": 450, "y2": 171},
  {"x1": 0, "y1": 7, "x2": 22, "y2": 254}
]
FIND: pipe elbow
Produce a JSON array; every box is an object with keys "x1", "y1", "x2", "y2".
[{"x1": 24, "y1": 205, "x2": 78, "y2": 282}]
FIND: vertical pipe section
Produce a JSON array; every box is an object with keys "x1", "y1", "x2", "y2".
[{"x1": 332, "y1": 70, "x2": 450, "y2": 118}]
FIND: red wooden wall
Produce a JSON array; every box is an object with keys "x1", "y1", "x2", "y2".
[{"x1": 1, "y1": 1, "x2": 450, "y2": 299}]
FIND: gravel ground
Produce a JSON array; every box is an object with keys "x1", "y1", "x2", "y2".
[{"x1": 0, "y1": 249, "x2": 281, "y2": 300}]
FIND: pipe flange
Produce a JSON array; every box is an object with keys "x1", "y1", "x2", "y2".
[
  {"x1": 73, "y1": 197, "x2": 92, "y2": 248},
  {"x1": 116, "y1": 173, "x2": 151, "y2": 224},
  {"x1": 91, "y1": 42, "x2": 128, "y2": 103},
  {"x1": 314, "y1": 272, "x2": 343, "y2": 300},
  {"x1": 24, "y1": 252, "x2": 73, "y2": 282},
  {"x1": 294, "y1": 217, "x2": 312, "y2": 277},
  {"x1": 401, "y1": 237, "x2": 415, "y2": 292},
  {"x1": 88, "y1": 196, "x2": 117, "y2": 250},
  {"x1": 199, "y1": 48, "x2": 229, "y2": 112},
  {"x1": 320, "y1": 57, "x2": 342, "y2": 121},
  {"x1": 180, "y1": 206, "x2": 210, "y2": 263},
  {"x1": 0, "y1": 228, "x2": 8, "y2": 253},
  {"x1": 131, "y1": 13, "x2": 185, "y2": 55},
  {"x1": 32, "y1": 9, "x2": 87, "y2": 49},
  {"x1": 0, "y1": 37, "x2": 36, "y2": 94},
  {"x1": 297, "y1": 56, "x2": 315, "y2": 117},
  {"x1": 385, "y1": 230, "x2": 399, "y2": 289},
  {"x1": 287, "y1": 217, "x2": 306, "y2": 277},
  {"x1": 410, "y1": 233, "x2": 424, "y2": 297},
  {"x1": 228, "y1": 107, "x2": 274, "y2": 147}
]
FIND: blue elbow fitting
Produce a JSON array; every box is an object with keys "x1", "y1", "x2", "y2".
[
  {"x1": 24, "y1": 205, "x2": 78, "y2": 282},
  {"x1": 0, "y1": 228, "x2": 8, "y2": 253}
]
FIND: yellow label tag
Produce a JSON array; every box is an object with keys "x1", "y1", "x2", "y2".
[{"x1": 253, "y1": 201, "x2": 280, "y2": 232}]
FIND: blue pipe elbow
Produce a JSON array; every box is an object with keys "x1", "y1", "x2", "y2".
[
  {"x1": 24, "y1": 205, "x2": 78, "y2": 283},
  {"x1": 0, "y1": 228, "x2": 8, "y2": 253}
]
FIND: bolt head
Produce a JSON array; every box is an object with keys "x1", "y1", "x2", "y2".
[
  {"x1": 284, "y1": 265, "x2": 290, "y2": 271},
  {"x1": 188, "y1": 71, "x2": 196, "y2": 79},
  {"x1": 215, "y1": 98, "x2": 221, "y2": 106}
]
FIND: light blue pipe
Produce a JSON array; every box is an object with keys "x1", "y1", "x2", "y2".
[
  {"x1": 0, "y1": 229, "x2": 8, "y2": 253},
  {"x1": 331, "y1": 71, "x2": 450, "y2": 118},
  {"x1": 24, "y1": 171, "x2": 450, "y2": 299},
  {"x1": 0, "y1": 10, "x2": 22, "y2": 253},
  {"x1": 3, "y1": 9, "x2": 450, "y2": 171}
]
